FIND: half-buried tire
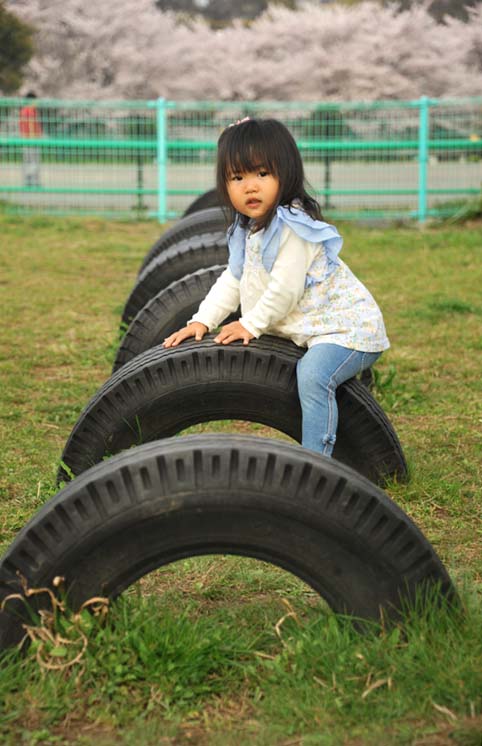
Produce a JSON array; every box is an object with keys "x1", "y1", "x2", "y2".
[
  {"x1": 138, "y1": 207, "x2": 228, "y2": 276},
  {"x1": 59, "y1": 336, "x2": 408, "y2": 486},
  {"x1": 114, "y1": 265, "x2": 233, "y2": 373},
  {"x1": 0, "y1": 434, "x2": 453, "y2": 651},
  {"x1": 114, "y1": 268, "x2": 371, "y2": 390},
  {"x1": 122, "y1": 232, "x2": 228, "y2": 327},
  {"x1": 183, "y1": 188, "x2": 221, "y2": 216}
]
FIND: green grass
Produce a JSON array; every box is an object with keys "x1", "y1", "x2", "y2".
[{"x1": 0, "y1": 214, "x2": 481, "y2": 745}]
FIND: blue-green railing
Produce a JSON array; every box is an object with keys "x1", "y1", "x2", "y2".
[{"x1": 1, "y1": 96, "x2": 481, "y2": 222}]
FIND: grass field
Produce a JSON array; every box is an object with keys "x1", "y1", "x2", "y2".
[{"x1": 0, "y1": 213, "x2": 481, "y2": 745}]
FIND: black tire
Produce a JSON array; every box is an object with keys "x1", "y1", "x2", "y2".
[
  {"x1": 122, "y1": 232, "x2": 228, "y2": 327},
  {"x1": 138, "y1": 207, "x2": 228, "y2": 276},
  {"x1": 183, "y1": 188, "x2": 221, "y2": 216},
  {"x1": 114, "y1": 268, "x2": 373, "y2": 387},
  {"x1": 359, "y1": 367, "x2": 374, "y2": 390},
  {"x1": 59, "y1": 336, "x2": 408, "y2": 486},
  {"x1": 0, "y1": 434, "x2": 454, "y2": 650},
  {"x1": 115, "y1": 266, "x2": 238, "y2": 373}
]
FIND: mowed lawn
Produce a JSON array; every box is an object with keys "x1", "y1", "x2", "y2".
[{"x1": 0, "y1": 213, "x2": 481, "y2": 746}]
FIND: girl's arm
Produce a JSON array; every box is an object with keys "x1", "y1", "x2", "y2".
[
  {"x1": 190, "y1": 267, "x2": 241, "y2": 329},
  {"x1": 163, "y1": 267, "x2": 241, "y2": 347},
  {"x1": 240, "y1": 229, "x2": 313, "y2": 337}
]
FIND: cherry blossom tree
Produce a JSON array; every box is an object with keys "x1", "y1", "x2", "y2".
[{"x1": 4, "y1": 0, "x2": 482, "y2": 101}]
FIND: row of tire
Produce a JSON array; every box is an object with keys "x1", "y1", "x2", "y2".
[
  {"x1": 60, "y1": 196, "x2": 408, "y2": 486},
  {"x1": 0, "y1": 193, "x2": 455, "y2": 650}
]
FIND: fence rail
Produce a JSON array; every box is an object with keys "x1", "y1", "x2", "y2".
[{"x1": 1, "y1": 96, "x2": 481, "y2": 223}]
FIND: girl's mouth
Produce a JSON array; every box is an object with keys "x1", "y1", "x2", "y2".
[{"x1": 246, "y1": 199, "x2": 261, "y2": 208}]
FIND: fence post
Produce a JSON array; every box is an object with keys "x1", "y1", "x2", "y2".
[
  {"x1": 417, "y1": 96, "x2": 429, "y2": 224},
  {"x1": 156, "y1": 97, "x2": 167, "y2": 223}
]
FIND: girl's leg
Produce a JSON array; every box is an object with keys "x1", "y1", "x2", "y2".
[{"x1": 296, "y1": 343, "x2": 381, "y2": 457}]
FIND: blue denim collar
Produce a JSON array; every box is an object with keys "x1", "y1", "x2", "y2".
[{"x1": 227, "y1": 205, "x2": 343, "y2": 280}]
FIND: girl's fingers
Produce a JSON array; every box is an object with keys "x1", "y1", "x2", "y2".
[
  {"x1": 163, "y1": 328, "x2": 190, "y2": 347},
  {"x1": 215, "y1": 332, "x2": 252, "y2": 345},
  {"x1": 163, "y1": 336, "x2": 177, "y2": 347},
  {"x1": 164, "y1": 324, "x2": 207, "y2": 347},
  {"x1": 215, "y1": 322, "x2": 245, "y2": 344},
  {"x1": 214, "y1": 320, "x2": 254, "y2": 345}
]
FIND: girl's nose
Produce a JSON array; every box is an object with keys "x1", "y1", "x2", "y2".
[{"x1": 245, "y1": 177, "x2": 258, "y2": 192}]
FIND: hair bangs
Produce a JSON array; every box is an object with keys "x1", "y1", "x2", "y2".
[{"x1": 221, "y1": 123, "x2": 278, "y2": 180}]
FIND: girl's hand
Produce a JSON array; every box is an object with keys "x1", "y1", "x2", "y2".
[
  {"x1": 163, "y1": 322, "x2": 208, "y2": 348},
  {"x1": 214, "y1": 321, "x2": 254, "y2": 346}
]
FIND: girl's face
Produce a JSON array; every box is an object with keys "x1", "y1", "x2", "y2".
[{"x1": 226, "y1": 165, "x2": 279, "y2": 224}]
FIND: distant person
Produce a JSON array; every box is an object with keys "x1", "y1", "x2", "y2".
[
  {"x1": 163, "y1": 117, "x2": 390, "y2": 458},
  {"x1": 19, "y1": 92, "x2": 43, "y2": 187}
]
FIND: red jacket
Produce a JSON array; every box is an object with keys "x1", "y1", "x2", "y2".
[{"x1": 19, "y1": 105, "x2": 42, "y2": 137}]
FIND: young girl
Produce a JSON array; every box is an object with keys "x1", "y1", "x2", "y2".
[{"x1": 163, "y1": 118, "x2": 390, "y2": 457}]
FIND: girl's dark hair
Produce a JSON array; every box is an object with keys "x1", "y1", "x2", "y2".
[{"x1": 216, "y1": 117, "x2": 322, "y2": 232}]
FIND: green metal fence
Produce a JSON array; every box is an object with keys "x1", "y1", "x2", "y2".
[{"x1": 1, "y1": 97, "x2": 481, "y2": 223}]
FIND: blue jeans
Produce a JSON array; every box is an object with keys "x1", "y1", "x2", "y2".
[{"x1": 296, "y1": 343, "x2": 381, "y2": 457}]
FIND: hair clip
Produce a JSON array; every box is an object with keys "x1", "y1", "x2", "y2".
[{"x1": 227, "y1": 116, "x2": 251, "y2": 128}]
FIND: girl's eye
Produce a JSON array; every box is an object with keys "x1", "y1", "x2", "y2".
[
  {"x1": 259, "y1": 170, "x2": 269, "y2": 177},
  {"x1": 230, "y1": 174, "x2": 242, "y2": 181}
]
